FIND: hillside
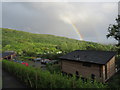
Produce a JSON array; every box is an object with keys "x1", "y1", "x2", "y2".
[{"x1": 2, "y1": 28, "x2": 117, "y2": 59}]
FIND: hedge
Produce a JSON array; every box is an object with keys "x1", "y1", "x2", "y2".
[{"x1": 2, "y1": 60, "x2": 107, "y2": 88}]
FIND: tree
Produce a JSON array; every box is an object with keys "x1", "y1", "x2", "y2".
[{"x1": 107, "y1": 15, "x2": 120, "y2": 46}]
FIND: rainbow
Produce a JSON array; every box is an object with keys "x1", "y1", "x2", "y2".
[
  {"x1": 61, "y1": 15, "x2": 83, "y2": 40},
  {"x1": 70, "y1": 21, "x2": 83, "y2": 40}
]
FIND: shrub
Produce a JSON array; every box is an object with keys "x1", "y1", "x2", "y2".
[{"x1": 2, "y1": 60, "x2": 107, "y2": 88}]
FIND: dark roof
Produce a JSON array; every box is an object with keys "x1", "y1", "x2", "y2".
[
  {"x1": 0, "y1": 51, "x2": 15, "y2": 58},
  {"x1": 59, "y1": 50, "x2": 116, "y2": 65}
]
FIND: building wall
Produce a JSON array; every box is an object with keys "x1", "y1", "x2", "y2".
[
  {"x1": 61, "y1": 60, "x2": 103, "y2": 82},
  {"x1": 61, "y1": 56, "x2": 116, "y2": 83},
  {"x1": 102, "y1": 56, "x2": 116, "y2": 82}
]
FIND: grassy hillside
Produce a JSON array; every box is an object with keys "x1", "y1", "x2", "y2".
[{"x1": 2, "y1": 28, "x2": 117, "y2": 59}]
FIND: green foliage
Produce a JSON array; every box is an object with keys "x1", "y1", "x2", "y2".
[
  {"x1": 107, "y1": 70, "x2": 120, "y2": 88},
  {"x1": 2, "y1": 60, "x2": 107, "y2": 88},
  {"x1": 2, "y1": 28, "x2": 117, "y2": 59},
  {"x1": 107, "y1": 15, "x2": 120, "y2": 46},
  {"x1": 46, "y1": 64, "x2": 61, "y2": 73}
]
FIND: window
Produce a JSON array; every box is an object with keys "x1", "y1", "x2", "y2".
[
  {"x1": 91, "y1": 74, "x2": 95, "y2": 80},
  {"x1": 82, "y1": 63, "x2": 91, "y2": 67},
  {"x1": 76, "y1": 71, "x2": 79, "y2": 76}
]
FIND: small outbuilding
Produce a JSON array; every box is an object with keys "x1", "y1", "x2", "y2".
[
  {"x1": 59, "y1": 50, "x2": 116, "y2": 83},
  {"x1": 0, "y1": 51, "x2": 16, "y2": 60}
]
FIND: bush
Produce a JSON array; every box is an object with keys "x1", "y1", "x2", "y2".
[{"x1": 2, "y1": 60, "x2": 107, "y2": 88}]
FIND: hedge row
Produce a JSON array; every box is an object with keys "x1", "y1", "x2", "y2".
[{"x1": 2, "y1": 60, "x2": 107, "y2": 88}]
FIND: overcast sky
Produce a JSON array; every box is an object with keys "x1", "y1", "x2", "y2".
[{"x1": 2, "y1": 2, "x2": 118, "y2": 44}]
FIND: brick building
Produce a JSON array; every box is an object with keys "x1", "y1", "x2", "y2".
[{"x1": 60, "y1": 50, "x2": 116, "y2": 83}]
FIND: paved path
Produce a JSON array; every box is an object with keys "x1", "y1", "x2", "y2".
[
  {"x1": 0, "y1": 62, "x2": 2, "y2": 89},
  {"x1": 2, "y1": 69, "x2": 27, "y2": 88},
  {"x1": 1, "y1": 61, "x2": 46, "y2": 89}
]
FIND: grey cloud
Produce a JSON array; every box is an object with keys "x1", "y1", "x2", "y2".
[{"x1": 2, "y1": 2, "x2": 118, "y2": 44}]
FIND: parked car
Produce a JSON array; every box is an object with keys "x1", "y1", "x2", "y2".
[
  {"x1": 41, "y1": 59, "x2": 50, "y2": 64},
  {"x1": 28, "y1": 58, "x2": 34, "y2": 61},
  {"x1": 13, "y1": 60, "x2": 18, "y2": 62},
  {"x1": 49, "y1": 60, "x2": 58, "y2": 64},
  {"x1": 13, "y1": 60, "x2": 23, "y2": 63},
  {"x1": 21, "y1": 62, "x2": 29, "y2": 66},
  {"x1": 13, "y1": 60, "x2": 29, "y2": 66},
  {"x1": 17, "y1": 60, "x2": 24, "y2": 63},
  {"x1": 33, "y1": 58, "x2": 42, "y2": 62}
]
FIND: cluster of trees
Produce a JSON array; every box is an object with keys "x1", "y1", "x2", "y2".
[
  {"x1": 106, "y1": 15, "x2": 120, "y2": 88},
  {"x1": 107, "y1": 15, "x2": 120, "y2": 46},
  {"x1": 2, "y1": 28, "x2": 117, "y2": 59}
]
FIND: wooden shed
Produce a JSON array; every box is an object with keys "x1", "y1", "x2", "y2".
[{"x1": 59, "y1": 50, "x2": 116, "y2": 83}]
